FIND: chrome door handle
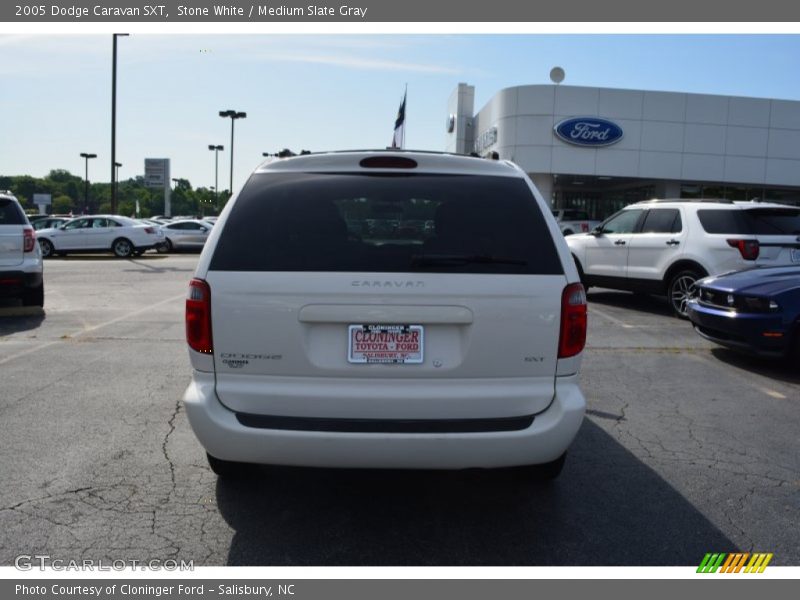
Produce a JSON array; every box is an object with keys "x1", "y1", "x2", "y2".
[{"x1": 666, "y1": 239, "x2": 680, "y2": 246}]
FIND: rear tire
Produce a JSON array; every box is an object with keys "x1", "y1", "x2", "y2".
[
  {"x1": 206, "y1": 453, "x2": 253, "y2": 479},
  {"x1": 38, "y1": 239, "x2": 54, "y2": 259},
  {"x1": 22, "y1": 282, "x2": 44, "y2": 307},
  {"x1": 668, "y1": 269, "x2": 702, "y2": 319},
  {"x1": 112, "y1": 238, "x2": 134, "y2": 258}
]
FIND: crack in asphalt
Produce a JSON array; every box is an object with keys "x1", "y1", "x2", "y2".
[
  {"x1": 162, "y1": 400, "x2": 181, "y2": 492},
  {"x1": 0, "y1": 486, "x2": 94, "y2": 515}
]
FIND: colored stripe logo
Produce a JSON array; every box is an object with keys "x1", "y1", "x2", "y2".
[{"x1": 697, "y1": 553, "x2": 773, "y2": 573}]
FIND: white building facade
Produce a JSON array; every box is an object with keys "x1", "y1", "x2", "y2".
[{"x1": 446, "y1": 83, "x2": 800, "y2": 219}]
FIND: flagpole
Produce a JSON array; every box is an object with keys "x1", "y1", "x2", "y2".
[{"x1": 403, "y1": 83, "x2": 407, "y2": 149}]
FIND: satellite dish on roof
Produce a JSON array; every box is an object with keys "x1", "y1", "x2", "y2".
[{"x1": 550, "y1": 67, "x2": 565, "y2": 84}]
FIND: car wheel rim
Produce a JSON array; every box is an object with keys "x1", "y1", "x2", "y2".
[
  {"x1": 40, "y1": 241, "x2": 51, "y2": 257},
  {"x1": 115, "y1": 241, "x2": 132, "y2": 257},
  {"x1": 670, "y1": 275, "x2": 697, "y2": 316}
]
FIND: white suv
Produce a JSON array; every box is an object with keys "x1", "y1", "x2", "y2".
[
  {"x1": 567, "y1": 199, "x2": 800, "y2": 317},
  {"x1": 0, "y1": 192, "x2": 43, "y2": 307},
  {"x1": 183, "y1": 151, "x2": 587, "y2": 479}
]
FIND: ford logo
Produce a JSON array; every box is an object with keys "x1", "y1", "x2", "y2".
[{"x1": 554, "y1": 117, "x2": 624, "y2": 147}]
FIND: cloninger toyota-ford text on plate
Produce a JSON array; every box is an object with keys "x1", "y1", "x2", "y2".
[{"x1": 183, "y1": 150, "x2": 588, "y2": 480}]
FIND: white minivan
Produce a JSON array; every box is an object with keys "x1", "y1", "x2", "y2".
[{"x1": 183, "y1": 151, "x2": 587, "y2": 479}]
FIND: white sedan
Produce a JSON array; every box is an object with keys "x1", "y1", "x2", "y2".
[{"x1": 36, "y1": 215, "x2": 162, "y2": 258}]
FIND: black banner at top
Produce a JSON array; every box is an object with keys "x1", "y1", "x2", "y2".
[{"x1": 3, "y1": 0, "x2": 800, "y2": 22}]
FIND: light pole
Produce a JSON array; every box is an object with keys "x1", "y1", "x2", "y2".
[
  {"x1": 80, "y1": 152, "x2": 97, "y2": 213},
  {"x1": 218, "y1": 110, "x2": 245, "y2": 194},
  {"x1": 114, "y1": 162, "x2": 122, "y2": 208},
  {"x1": 111, "y1": 33, "x2": 128, "y2": 214},
  {"x1": 208, "y1": 144, "x2": 223, "y2": 210}
]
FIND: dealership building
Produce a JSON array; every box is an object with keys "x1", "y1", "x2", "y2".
[{"x1": 445, "y1": 83, "x2": 800, "y2": 219}]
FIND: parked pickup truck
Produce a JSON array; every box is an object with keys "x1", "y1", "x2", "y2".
[{"x1": 551, "y1": 209, "x2": 602, "y2": 236}]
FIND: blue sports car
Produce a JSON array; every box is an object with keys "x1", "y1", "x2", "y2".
[{"x1": 687, "y1": 265, "x2": 800, "y2": 360}]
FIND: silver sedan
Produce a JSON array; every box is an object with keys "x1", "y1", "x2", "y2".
[{"x1": 157, "y1": 219, "x2": 212, "y2": 252}]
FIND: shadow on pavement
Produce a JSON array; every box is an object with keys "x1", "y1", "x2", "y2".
[
  {"x1": 215, "y1": 419, "x2": 734, "y2": 566},
  {"x1": 43, "y1": 254, "x2": 167, "y2": 261},
  {"x1": 709, "y1": 347, "x2": 800, "y2": 385},
  {"x1": 588, "y1": 290, "x2": 673, "y2": 318},
  {"x1": 0, "y1": 304, "x2": 45, "y2": 333},
  {"x1": 123, "y1": 258, "x2": 197, "y2": 275}
]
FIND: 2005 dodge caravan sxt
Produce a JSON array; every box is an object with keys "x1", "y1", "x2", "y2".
[{"x1": 183, "y1": 151, "x2": 587, "y2": 479}]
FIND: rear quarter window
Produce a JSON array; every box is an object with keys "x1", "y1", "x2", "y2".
[
  {"x1": 696, "y1": 209, "x2": 749, "y2": 234},
  {"x1": 210, "y1": 172, "x2": 564, "y2": 275},
  {"x1": 698, "y1": 207, "x2": 800, "y2": 235},
  {"x1": 744, "y1": 208, "x2": 800, "y2": 235},
  {"x1": 0, "y1": 199, "x2": 26, "y2": 225}
]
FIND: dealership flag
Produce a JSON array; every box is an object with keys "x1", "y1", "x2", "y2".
[{"x1": 391, "y1": 89, "x2": 406, "y2": 149}]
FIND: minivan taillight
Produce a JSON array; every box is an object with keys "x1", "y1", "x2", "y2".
[
  {"x1": 727, "y1": 239, "x2": 760, "y2": 260},
  {"x1": 23, "y1": 227, "x2": 35, "y2": 253},
  {"x1": 558, "y1": 283, "x2": 587, "y2": 358},
  {"x1": 186, "y1": 278, "x2": 213, "y2": 354}
]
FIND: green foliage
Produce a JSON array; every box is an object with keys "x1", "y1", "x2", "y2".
[
  {"x1": 0, "y1": 170, "x2": 223, "y2": 218},
  {"x1": 52, "y1": 195, "x2": 74, "y2": 214}
]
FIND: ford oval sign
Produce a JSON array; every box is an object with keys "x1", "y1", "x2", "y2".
[{"x1": 554, "y1": 117, "x2": 623, "y2": 147}]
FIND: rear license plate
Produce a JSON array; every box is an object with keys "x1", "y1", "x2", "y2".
[
  {"x1": 348, "y1": 324, "x2": 424, "y2": 364},
  {"x1": 792, "y1": 248, "x2": 800, "y2": 263}
]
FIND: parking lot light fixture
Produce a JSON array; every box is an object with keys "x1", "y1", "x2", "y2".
[
  {"x1": 111, "y1": 33, "x2": 128, "y2": 214},
  {"x1": 79, "y1": 152, "x2": 97, "y2": 213},
  {"x1": 114, "y1": 162, "x2": 122, "y2": 205},
  {"x1": 218, "y1": 110, "x2": 246, "y2": 194},
  {"x1": 208, "y1": 144, "x2": 224, "y2": 208}
]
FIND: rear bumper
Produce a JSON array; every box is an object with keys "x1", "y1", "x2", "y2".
[
  {"x1": 183, "y1": 372, "x2": 586, "y2": 469},
  {"x1": 687, "y1": 301, "x2": 791, "y2": 358},
  {"x1": 0, "y1": 270, "x2": 42, "y2": 297}
]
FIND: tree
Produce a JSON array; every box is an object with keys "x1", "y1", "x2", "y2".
[{"x1": 52, "y1": 195, "x2": 75, "y2": 214}]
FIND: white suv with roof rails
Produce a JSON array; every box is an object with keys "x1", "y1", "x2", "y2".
[
  {"x1": 183, "y1": 150, "x2": 588, "y2": 480},
  {"x1": 0, "y1": 192, "x2": 43, "y2": 307},
  {"x1": 567, "y1": 199, "x2": 800, "y2": 317}
]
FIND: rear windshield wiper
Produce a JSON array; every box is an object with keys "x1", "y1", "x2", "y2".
[{"x1": 411, "y1": 254, "x2": 528, "y2": 267}]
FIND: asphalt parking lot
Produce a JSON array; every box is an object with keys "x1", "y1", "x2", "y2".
[{"x1": 0, "y1": 255, "x2": 798, "y2": 566}]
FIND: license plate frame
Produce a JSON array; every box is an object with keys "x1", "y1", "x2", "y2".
[
  {"x1": 347, "y1": 324, "x2": 424, "y2": 364},
  {"x1": 791, "y1": 248, "x2": 800, "y2": 263}
]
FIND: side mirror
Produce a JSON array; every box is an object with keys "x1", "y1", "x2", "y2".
[{"x1": 591, "y1": 225, "x2": 604, "y2": 236}]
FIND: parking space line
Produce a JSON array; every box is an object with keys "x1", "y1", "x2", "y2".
[
  {"x1": 758, "y1": 387, "x2": 787, "y2": 400},
  {"x1": 0, "y1": 293, "x2": 185, "y2": 367},
  {"x1": 687, "y1": 352, "x2": 794, "y2": 400},
  {"x1": 588, "y1": 305, "x2": 634, "y2": 329}
]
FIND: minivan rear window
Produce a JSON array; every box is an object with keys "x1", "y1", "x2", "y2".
[
  {"x1": 210, "y1": 173, "x2": 564, "y2": 275},
  {"x1": 0, "y1": 199, "x2": 26, "y2": 225}
]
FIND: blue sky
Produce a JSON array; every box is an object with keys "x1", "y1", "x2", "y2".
[{"x1": 2, "y1": 34, "x2": 800, "y2": 191}]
